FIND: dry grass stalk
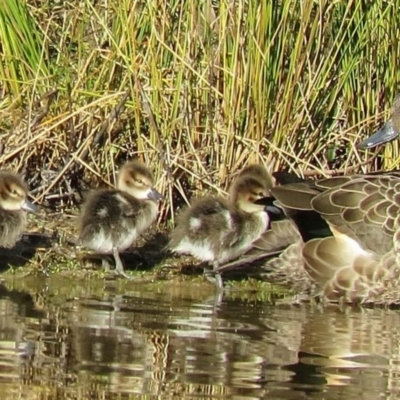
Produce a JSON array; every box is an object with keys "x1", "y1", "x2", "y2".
[{"x1": 0, "y1": 0, "x2": 398, "y2": 225}]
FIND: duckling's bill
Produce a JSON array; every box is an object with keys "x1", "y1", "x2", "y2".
[
  {"x1": 147, "y1": 187, "x2": 163, "y2": 201},
  {"x1": 22, "y1": 199, "x2": 39, "y2": 213},
  {"x1": 253, "y1": 197, "x2": 285, "y2": 219}
]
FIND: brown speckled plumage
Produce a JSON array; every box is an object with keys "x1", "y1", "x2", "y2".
[
  {"x1": 78, "y1": 161, "x2": 162, "y2": 278},
  {"x1": 0, "y1": 172, "x2": 34, "y2": 248},
  {"x1": 168, "y1": 165, "x2": 273, "y2": 288}
]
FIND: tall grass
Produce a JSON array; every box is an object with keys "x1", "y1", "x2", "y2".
[{"x1": 0, "y1": 0, "x2": 399, "y2": 222}]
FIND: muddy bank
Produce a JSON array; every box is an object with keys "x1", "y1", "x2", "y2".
[{"x1": 0, "y1": 212, "x2": 290, "y2": 302}]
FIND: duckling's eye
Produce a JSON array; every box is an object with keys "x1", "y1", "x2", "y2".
[
  {"x1": 251, "y1": 190, "x2": 264, "y2": 198},
  {"x1": 9, "y1": 188, "x2": 19, "y2": 196}
]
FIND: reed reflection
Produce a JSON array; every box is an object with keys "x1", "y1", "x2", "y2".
[{"x1": 0, "y1": 280, "x2": 397, "y2": 399}]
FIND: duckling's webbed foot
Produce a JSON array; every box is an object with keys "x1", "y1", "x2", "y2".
[{"x1": 112, "y1": 247, "x2": 132, "y2": 279}]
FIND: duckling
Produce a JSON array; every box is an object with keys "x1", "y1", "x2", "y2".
[
  {"x1": 78, "y1": 161, "x2": 163, "y2": 278},
  {"x1": 168, "y1": 170, "x2": 274, "y2": 288},
  {"x1": 234, "y1": 164, "x2": 274, "y2": 190},
  {"x1": 0, "y1": 172, "x2": 37, "y2": 248}
]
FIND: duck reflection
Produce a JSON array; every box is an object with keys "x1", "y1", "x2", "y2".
[
  {"x1": 68, "y1": 292, "x2": 400, "y2": 398},
  {"x1": 0, "y1": 281, "x2": 398, "y2": 399}
]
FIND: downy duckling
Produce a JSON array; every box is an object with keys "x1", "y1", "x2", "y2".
[
  {"x1": 78, "y1": 161, "x2": 163, "y2": 278},
  {"x1": 0, "y1": 172, "x2": 37, "y2": 248},
  {"x1": 168, "y1": 171, "x2": 274, "y2": 289},
  {"x1": 234, "y1": 164, "x2": 274, "y2": 191}
]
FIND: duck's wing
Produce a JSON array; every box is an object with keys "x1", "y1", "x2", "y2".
[
  {"x1": 299, "y1": 175, "x2": 400, "y2": 303},
  {"x1": 270, "y1": 175, "x2": 394, "y2": 248},
  {"x1": 301, "y1": 235, "x2": 398, "y2": 303},
  {"x1": 311, "y1": 175, "x2": 397, "y2": 255},
  {"x1": 270, "y1": 183, "x2": 333, "y2": 241}
]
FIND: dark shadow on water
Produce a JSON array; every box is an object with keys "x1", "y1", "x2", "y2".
[
  {"x1": 0, "y1": 283, "x2": 45, "y2": 319},
  {"x1": 284, "y1": 352, "x2": 327, "y2": 391}
]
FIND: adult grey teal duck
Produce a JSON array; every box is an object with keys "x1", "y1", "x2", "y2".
[{"x1": 232, "y1": 97, "x2": 400, "y2": 304}]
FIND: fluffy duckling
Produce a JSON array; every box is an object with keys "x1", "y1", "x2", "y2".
[
  {"x1": 233, "y1": 164, "x2": 274, "y2": 191},
  {"x1": 0, "y1": 172, "x2": 37, "y2": 248},
  {"x1": 78, "y1": 161, "x2": 163, "y2": 278},
  {"x1": 168, "y1": 170, "x2": 274, "y2": 288}
]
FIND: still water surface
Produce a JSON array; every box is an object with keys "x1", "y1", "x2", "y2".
[{"x1": 0, "y1": 276, "x2": 398, "y2": 399}]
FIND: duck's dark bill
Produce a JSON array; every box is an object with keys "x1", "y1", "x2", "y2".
[{"x1": 357, "y1": 119, "x2": 398, "y2": 149}]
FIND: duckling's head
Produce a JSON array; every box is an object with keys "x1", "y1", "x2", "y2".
[
  {"x1": 0, "y1": 172, "x2": 36, "y2": 212},
  {"x1": 237, "y1": 164, "x2": 273, "y2": 188},
  {"x1": 117, "y1": 161, "x2": 163, "y2": 200},
  {"x1": 230, "y1": 175, "x2": 270, "y2": 213}
]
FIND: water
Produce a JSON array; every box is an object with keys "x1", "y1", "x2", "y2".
[{"x1": 0, "y1": 276, "x2": 399, "y2": 399}]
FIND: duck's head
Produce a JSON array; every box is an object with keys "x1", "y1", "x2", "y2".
[
  {"x1": 230, "y1": 175, "x2": 270, "y2": 213},
  {"x1": 117, "y1": 161, "x2": 163, "y2": 201},
  {"x1": 357, "y1": 95, "x2": 400, "y2": 149},
  {"x1": 0, "y1": 172, "x2": 36, "y2": 212}
]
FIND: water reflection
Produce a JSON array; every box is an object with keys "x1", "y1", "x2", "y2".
[{"x1": 0, "y1": 277, "x2": 398, "y2": 399}]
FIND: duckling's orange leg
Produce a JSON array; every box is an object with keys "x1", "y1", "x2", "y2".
[{"x1": 112, "y1": 247, "x2": 131, "y2": 279}]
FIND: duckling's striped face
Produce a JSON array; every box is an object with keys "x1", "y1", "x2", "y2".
[
  {"x1": 117, "y1": 161, "x2": 163, "y2": 201},
  {"x1": 0, "y1": 174, "x2": 29, "y2": 211},
  {"x1": 231, "y1": 176, "x2": 270, "y2": 213}
]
